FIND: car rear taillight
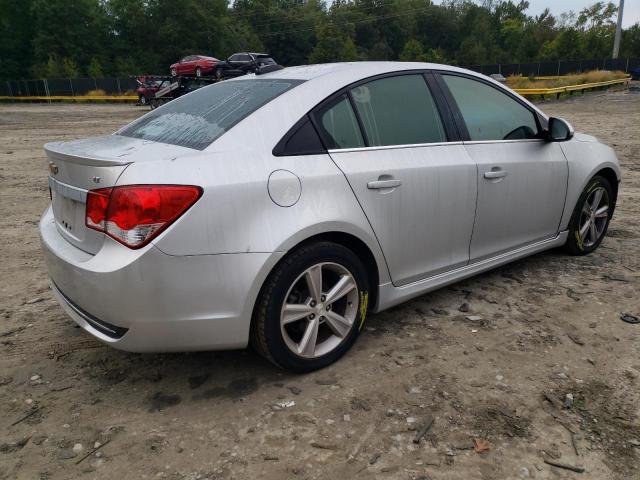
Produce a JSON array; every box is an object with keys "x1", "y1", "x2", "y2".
[{"x1": 86, "y1": 185, "x2": 202, "y2": 249}]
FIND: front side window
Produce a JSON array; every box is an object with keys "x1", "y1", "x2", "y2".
[
  {"x1": 442, "y1": 74, "x2": 540, "y2": 141},
  {"x1": 119, "y1": 79, "x2": 303, "y2": 150},
  {"x1": 350, "y1": 75, "x2": 446, "y2": 147},
  {"x1": 317, "y1": 96, "x2": 365, "y2": 149}
]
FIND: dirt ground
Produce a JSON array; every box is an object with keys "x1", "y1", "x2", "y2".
[{"x1": 1, "y1": 89, "x2": 639, "y2": 480}]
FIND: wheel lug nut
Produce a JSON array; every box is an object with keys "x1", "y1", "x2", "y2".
[
  {"x1": 326, "y1": 305, "x2": 331, "y2": 311},
  {"x1": 310, "y1": 301, "x2": 316, "y2": 307},
  {"x1": 321, "y1": 295, "x2": 326, "y2": 302},
  {"x1": 309, "y1": 314, "x2": 315, "y2": 319}
]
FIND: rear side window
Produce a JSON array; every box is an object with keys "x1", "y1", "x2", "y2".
[
  {"x1": 317, "y1": 96, "x2": 365, "y2": 149},
  {"x1": 350, "y1": 75, "x2": 446, "y2": 146},
  {"x1": 442, "y1": 75, "x2": 539, "y2": 141},
  {"x1": 118, "y1": 79, "x2": 303, "y2": 150}
]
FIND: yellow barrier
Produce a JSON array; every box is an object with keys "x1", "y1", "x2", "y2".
[
  {"x1": 0, "y1": 95, "x2": 137, "y2": 102},
  {"x1": 514, "y1": 77, "x2": 630, "y2": 97},
  {"x1": 0, "y1": 77, "x2": 631, "y2": 102}
]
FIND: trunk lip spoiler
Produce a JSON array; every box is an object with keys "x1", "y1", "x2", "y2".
[{"x1": 44, "y1": 141, "x2": 133, "y2": 167}]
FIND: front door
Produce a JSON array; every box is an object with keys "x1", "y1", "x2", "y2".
[
  {"x1": 314, "y1": 73, "x2": 477, "y2": 286},
  {"x1": 438, "y1": 73, "x2": 568, "y2": 261}
]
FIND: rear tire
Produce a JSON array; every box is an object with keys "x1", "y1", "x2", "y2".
[
  {"x1": 564, "y1": 175, "x2": 614, "y2": 255},
  {"x1": 251, "y1": 242, "x2": 370, "y2": 372}
]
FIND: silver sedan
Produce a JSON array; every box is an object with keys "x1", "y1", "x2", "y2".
[{"x1": 40, "y1": 62, "x2": 620, "y2": 372}]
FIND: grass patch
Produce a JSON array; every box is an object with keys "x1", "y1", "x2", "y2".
[
  {"x1": 84, "y1": 89, "x2": 107, "y2": 96},
  {"x1": 506, "y1": 70, "x2": 628, "y2": 89}
]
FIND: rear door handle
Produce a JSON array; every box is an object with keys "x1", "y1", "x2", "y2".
[
  {"x1": 484, "y1": 169, "x2": 508, "y2": 179},
  {"x1": 367, "y1": 179, "x2": 402, "y2": 189}
]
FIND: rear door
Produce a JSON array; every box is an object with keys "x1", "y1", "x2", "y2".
[
  {"x1": 437, "y1": 73, "x2": 568, "y2": 261},
  {"x1": 316, "y1": 73, "x2": 477, "y2": 286}
]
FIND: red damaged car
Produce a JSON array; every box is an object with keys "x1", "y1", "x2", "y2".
[
  {"x1": 135, "y1": 77, "x2": 171, "y2": 105},
  {"x1": 170, "y1": 55, "x2": 219, "y2": 77}
]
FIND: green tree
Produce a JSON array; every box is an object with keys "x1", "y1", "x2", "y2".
[
  {"x1": 62, "y1": 58, "x2": 79, "y2": 77},
  {"x1": 44, "y1": 54, "x2": 61, "y2": 77},
  {"x1": 87, "y1": 58, "x2": 104, "y2": 78},
  {"x1": 309, "y1": 23, "x2": 345, "y2": 63},
  {"x1": 399, "y1": 39, "x2": 427, "y2": 62},
  {"x1": 339, "y1": 37, "x2": 359, "y2": 61},
  {"x1": 621, "y1": 23, "x2": 640, "y2": 57},
  {"x1": 0, "y1": 0, "x2": 35, "y2": 79}
]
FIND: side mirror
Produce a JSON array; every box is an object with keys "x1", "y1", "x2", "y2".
[{"x1": 547, "y1": 117, "x2": 574, "y2": 142}]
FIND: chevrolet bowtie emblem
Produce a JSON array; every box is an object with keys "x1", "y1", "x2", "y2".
[{"x1": 48, "y1": 162, "x2": 58, "y2": 175}]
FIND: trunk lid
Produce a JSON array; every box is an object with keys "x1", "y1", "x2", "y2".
[{"x1": 45, "y1": 134, "x2": 195, "y2": 254}]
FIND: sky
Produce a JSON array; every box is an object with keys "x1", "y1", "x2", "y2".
[
  {"x1": 432, "y1": 1, "x2": 640, "y2": 28},
  {"x1": 523, "y1": 0, "x2": 639, "y2": 28}
]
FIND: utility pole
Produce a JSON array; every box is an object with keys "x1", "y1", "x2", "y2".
[{"x1": 612, "y1": 0, "x2": 624, "y2": 59}]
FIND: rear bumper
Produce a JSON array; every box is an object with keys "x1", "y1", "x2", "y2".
[{"x1": 39, "y1": 205, "x2": 282, "y2": 352}]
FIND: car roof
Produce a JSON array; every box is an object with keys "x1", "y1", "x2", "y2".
[
  {"x1": 209, "y1": 61, "x2": 548, "y2": 152},
  {"x1": 255, "y1": 61, "x2": 471, "y2": 81}
]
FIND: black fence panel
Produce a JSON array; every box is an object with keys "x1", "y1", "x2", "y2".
[
  {"x1": 119, "y1": 77, "x2": 138, "y2": 93},
  {"x1": 460, "y1": 58, "x2": 639, "y2": 77},
  {"x1": 2, "y1": 59, "x2": 639, "y2": 98},
  {"x1": 536, "y1": 62, "x2": 557, "y2": 76},
  {"x1": 95, "y1": 78, "x2": 119, "y2": 94},
  {"x1": 519, "y1": 62, "x2": 539, "y2": 77},
  {"x1": 581, "y1": 59, "x2": 601, "y2": 71},
  {"x1": 47, "y1": 78, "x2": 74, "y2": 96},
  {"x1": 500, "y1": 63, "x2": 519, "y2": 76},
  {"x1": 558, "y1": 60, "x2": 580, "y2": 75}
]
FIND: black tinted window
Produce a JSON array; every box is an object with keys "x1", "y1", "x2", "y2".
[
  {"x1": 350, "y1": 75, "x2": 446, "y2": 146},
  {"x1": 442, "y1": 75, "x2": 539, "y2": 141},
  {"x1": 119, "y1": 79, "x2": 303, "y2": 150},
  {"x1": 317, "y1": 96, "x2": 365, "y2": 149}
]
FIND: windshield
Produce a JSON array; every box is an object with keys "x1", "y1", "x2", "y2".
[{"x1": 118, "y1": 78, "x2": 303, "y2": 150}]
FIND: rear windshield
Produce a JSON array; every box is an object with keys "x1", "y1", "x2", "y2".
[{"x1": 118, "y1": 78, "x2": 303, "y2": 150}]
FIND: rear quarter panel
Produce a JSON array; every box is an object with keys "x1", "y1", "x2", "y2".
[{"x1": 115, "y1": 148, "x2": 391, "y2": 284}]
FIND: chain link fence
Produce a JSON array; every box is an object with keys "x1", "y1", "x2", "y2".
[
  {"x1": 0, "y1": 77, "x2": 139, "y2": 97},
  {"x1": 462, "y1": 57, "x2": 640, "y2": 77},
  {"x1": 1, "y1": 58, "x2": 639, "y2": 97}
]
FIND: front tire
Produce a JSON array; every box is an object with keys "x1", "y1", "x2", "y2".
[
  {"x1": 564, "y1": 175, "x2": 614, "y2": 255},
  {"x1": 195, "y1": 67, "x2": 202, "y2": 77},
  {"x1": 251, "y1": 242, "x2": 370, "y2": 372},
  {"x1": 170, "y1": 68, "x2": 177, "y2": 77},
  {"x1": 138, "y1": 95, "x2": 147, "y2": 105}
]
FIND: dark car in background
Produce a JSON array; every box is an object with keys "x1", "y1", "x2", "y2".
[
  {"x1": 630, "y1": 67, "x2": 640, "y2": 81},
  {"x1": 170, "y1": 55, "x2": 220, "y2": 77},
  {"x1": 136, "y1": 77, "x2": 171, "y2": 105},
  {"x1": 215, "y1": 52, "x2": 277, "y2": 79}
]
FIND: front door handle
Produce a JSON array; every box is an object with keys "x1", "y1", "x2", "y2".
[
  {"x1": 484, "y1": 169, "x2": 508, "y2": 179},
  {"x1": 367, "y1": 179, "x2": 402, "y2": 189}
]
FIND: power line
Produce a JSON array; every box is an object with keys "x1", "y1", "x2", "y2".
[{"x1": 254, "y1": 5, "x2": 433, "y2": 38}]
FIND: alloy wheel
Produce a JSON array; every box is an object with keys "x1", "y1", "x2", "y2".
[
  {"x1": 280, "y1": 262, "x2": 359, "y2": 358},
  {"x1": 578, "y1": 186, "x2": 609, "y2": 247}
]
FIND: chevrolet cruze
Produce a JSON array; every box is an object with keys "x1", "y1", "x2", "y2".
[{"x1": 40, "y1": 62, "x2": 620, "y2": 372}]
